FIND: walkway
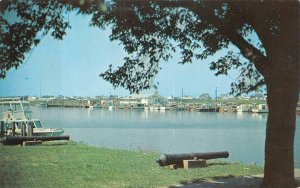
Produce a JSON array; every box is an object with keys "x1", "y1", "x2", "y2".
[{"x1": 169, "y1": 169, "x2": 300, "y2": 188}]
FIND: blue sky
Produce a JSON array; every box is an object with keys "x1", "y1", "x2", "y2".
[{"x1": 0, "y1": 13, "x2": 239, "y2": 98}]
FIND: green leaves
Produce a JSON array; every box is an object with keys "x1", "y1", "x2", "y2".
[
  {"x1": 100, "y1": 56, "x2": 159, "y2": 94},
  {"x1": 95, "y1": 1, "x2": 262, "y2": 94},
  {"x1": 0, "y1": 0, "x2": 72, "y2": 78},
  {"x1": 2, "y1": 0, "x2": 289, "y2": 95},
  {"x1": 210, "y1": 51, "x2": 241, "y2": 76}
]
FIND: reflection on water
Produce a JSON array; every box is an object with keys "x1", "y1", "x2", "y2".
[
  {"x1": 32, "y1": 107, "x2": 299, "y2": 167},
  {"x1": 251, "y1": 113, "x2": 268, "y2": 121},
  {"x1": 236, "y1": 111, "x2": 268, "y2": 120}
]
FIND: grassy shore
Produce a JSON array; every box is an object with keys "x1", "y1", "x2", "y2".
[{"x1": 0, "y1": 141, "x2": 263, "y2": 188}]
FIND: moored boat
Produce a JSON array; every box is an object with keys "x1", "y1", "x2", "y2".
[
  {"x1": 197, "y1": 104, "x2": 219, "y2": 112},
  {"x1": 252, "y1": 104, "x2": 269, "y2": 113},
  {"x1": 236, "y1": 104, "x2": 251, "y2": 112},
  {"x1": 93, "y1": 104, "x2": 102, "y2": 109},
  {"x1": 160, "y1": 105, "x2": 171, "y2": 111},
  {"x1": 0, "y1": 100, "x2": 64, "y2": 136},
  {"x1": 37, "y1": 101, "x2": 48, "y2": 107},
  {"x1": 133, "y1": 103, "x2": 145, "y2": 110}
]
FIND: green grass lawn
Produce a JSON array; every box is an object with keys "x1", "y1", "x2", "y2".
[{"x1": 0, "y1": 141, "x2": 263, "y2": 188}]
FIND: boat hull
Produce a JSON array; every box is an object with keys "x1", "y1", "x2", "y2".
[
  {"x1": 252, "y1": 109, "x2": 269, "y2": 113},
  {"x1": 14, "y1": 128, "x2": 64, "y2": 137},
  {"x1": 33, "y1": 129, "x2": 64, "y2": 136}
]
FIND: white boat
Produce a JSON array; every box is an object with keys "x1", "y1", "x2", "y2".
[
  {"x1": 133, "y1": 104, "x2": 145, "y2": 110},
  {"x1": 93, "y1": 104, "x2": 102, "y2": 109},
  {"x1": 160, "y1": 106, "x2": 170, "y2": 111},
  {"x1": 252, "y1": 104, "x2": 269, "y2": 113},
  {"x1": 160, "y1": 106, "x2": 166, "y2": 111},
  {"x1": 37, "y1": 101, "x2": 48, "y2": 107},
  {"x1": 236, "y1": 104, "x2": 251, "y2": 112},
  {"x1": 6, "y1": 119, "x2": 64, "y2": 136},
  {"x1": 153, "y1": 106, "x2": 160, "y2": 111},
  {"x1": 149, "y1": 104, "x2": 161, "y2": 111},
  {"x1": 0, "y1": 100, "x2": 64, "y2": 136}
]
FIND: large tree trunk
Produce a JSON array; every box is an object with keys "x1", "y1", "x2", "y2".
[
  {"x1": 261, "y1": 7, "x2": 299, "y2": 186},
  {"x1": 262, "y1": 77, "x2": 298, "y2": 188}
]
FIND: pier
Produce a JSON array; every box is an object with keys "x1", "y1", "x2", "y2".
[
  {"x1": 46, "y1": 99, "x2": 90, "y2": 108},
  {"x1": 25, "y1": 97, "x2": 300, "y2": 115}
]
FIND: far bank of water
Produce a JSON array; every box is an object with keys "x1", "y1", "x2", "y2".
[{"x1": 33, "y1": 107, "x2": 300, "y2": 168}]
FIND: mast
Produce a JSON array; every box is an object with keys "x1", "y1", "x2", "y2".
[
  {"x1": 181, "y1": 88, "x2": 183, "y2": 99},
  {"x1": 172, "y1": 81, "x2": 174, "y2": 101}
]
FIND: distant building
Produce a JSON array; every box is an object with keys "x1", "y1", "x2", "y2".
[
  {"x1": 56, "y1": 95, "x2": 65, "y2": 100},
  {"x1": 251, "y1": 93, "x2": 266, "y2": 100},
  {"x1": 119, "y1": 91, "x2": 166, "y2": 106},
  {"x1": 109, "y1": 95, "x2": 118, "y2": 99},
  {"x1": 198, "y1": 93, "x2": 212, "y2": 100},
  {"x1": 95, "y1": 96, "x2": 105, "y2": 100},
  {"x1": 27, "y1": 96, "x2": 38, "y2": 101},
  {"x1": 40, "y1": 96, "x2": 56, "y2": 101},
  {"x1": 219, "y1": 94, "x2": 234, "y2": 100},
  {"x1": 167, "y1": 96, "x2": 173, "y2": 100},
  {"x1": 239, "y1": 95, "x2": 251, "y2": 100},
  {"x1": 182, "y1": 96, "x2": 193, "y2": 100}
]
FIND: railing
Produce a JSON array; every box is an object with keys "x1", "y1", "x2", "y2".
[
  {"x1": 1, "y1": 110, "x2": 32, "y2": 121},
  {"x1": 24, "y1": 110, "x2": 33, "y2": 119},
  {"x1": 13, "y1": 110, "x2": 27, "y2": 120}
]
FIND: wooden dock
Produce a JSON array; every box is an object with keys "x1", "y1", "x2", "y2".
[{"x1": 47, "y1": 100, "x2": 89, "y2": 108}]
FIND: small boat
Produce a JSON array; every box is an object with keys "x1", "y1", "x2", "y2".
[
  {"x1": 0, "y1": 100, "x2": 64, "y2": 136},
  {"x1": 93, "y1": 104, "x2": 102, "y2": 109},
  {"x1": 252, "y1": 104, "x2": 269, "y2": 113},
  {"x1": 160, "y1": 106, "x2": 170, "y2": 111},
  {"x1": 6, "y1": 119, "x2": 64, "y2": 136},
  {"x1": 133, "y1": 103, "x2": 145, "y2": 110},
  {"x1": 37, "y1": 102, "x2": 48, "y2": 107},
  {"x1": 236, "y1": 104, "x2": 251, "y2": 112},
  {"x1": 153, "y1": 105, "x2": 160, "y2": 111},
  {"x1": 197, "y1": 104, "x2": 218, "y2": 112}
]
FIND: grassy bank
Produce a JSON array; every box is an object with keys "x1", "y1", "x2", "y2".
[{"x1": 0, "y1": 141, "x2": 263, "y2": 188}]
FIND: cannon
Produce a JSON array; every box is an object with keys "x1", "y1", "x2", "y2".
[
  {"x1": 0, "y1": 135, "x2": 70, "y2": 145},
  {"x1": 156, "y1": 151, "x2": 229, "y2": 166}
]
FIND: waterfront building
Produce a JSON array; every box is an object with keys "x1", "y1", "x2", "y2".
[{"x1": 119, "y1": 91, "x2": 166, "y2": 106}]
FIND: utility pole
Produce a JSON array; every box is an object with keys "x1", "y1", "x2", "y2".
[
  {"x1": 172, "y1": 81, "x2": 174, "y2": 102},
  {"x1": 181, "y1": 88, "x2": 183, "y2": 99},
  {"x1": 215, "y1": 87, "x2": 218, "y2": 112}
]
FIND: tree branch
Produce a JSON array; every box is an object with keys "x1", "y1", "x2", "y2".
[
  {"x1": 151, "y1": 0, "x2": 269, "y2": 76},
  {"x1": 226, "y1": 30, "x2": 268, "y2": 76},
  {"x1": 188, "y1": 2, "x2": 269, "y2": 76}
]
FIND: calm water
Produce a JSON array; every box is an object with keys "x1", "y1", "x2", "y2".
[{"x1": 32, "y1": 107, "x2": 300, "y2": 167}]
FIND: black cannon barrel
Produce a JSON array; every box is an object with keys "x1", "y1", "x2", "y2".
[
  {"x1": 156, "y1": 151, "x2": 229, "y2": 166},
  {"x1": 1, "y1": 135, "x2": 70, "y2": 145}
]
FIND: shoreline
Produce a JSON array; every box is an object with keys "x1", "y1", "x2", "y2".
[{"x1": 0, "y1": 141, "x2": 263, "y2": 188}]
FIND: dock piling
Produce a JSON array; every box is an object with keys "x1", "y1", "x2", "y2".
[
  {"x1": 27, "y1": 124, "x2": 33, "y2": 137},
  {"x1": 12, "y1": 122, "x2": 16, "y2": 136},
  {"x1": 21, "y1": 123, "x2": 25, "y2": 136},
  {"x1": 0, "y1": 121, "x2": 4, "y2": 136}
]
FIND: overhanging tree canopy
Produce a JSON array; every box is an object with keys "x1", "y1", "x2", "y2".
[
  {"x1": 1, "y1": 1, "x2": 299, "y2": 187},
  {"x1": 92, "y1": 0, "x2": 268, "y2": 95}
]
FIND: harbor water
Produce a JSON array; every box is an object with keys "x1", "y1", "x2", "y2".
[{"x1": 33, "y1": 107, "x2": 300, "y2": 167}]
